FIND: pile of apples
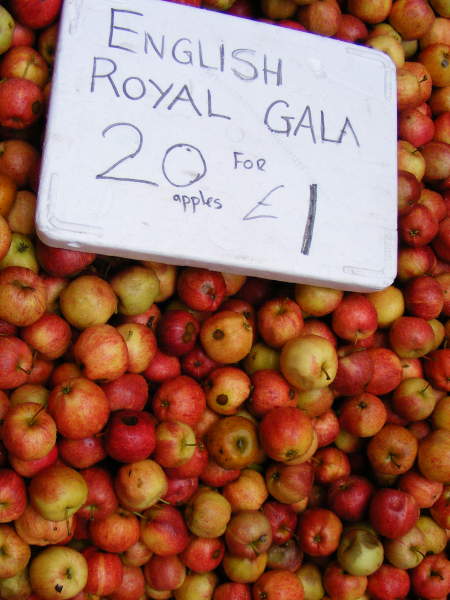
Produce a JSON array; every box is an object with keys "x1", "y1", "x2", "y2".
[{"x1": 0, "y1": 1, "x2": 449, "y2": 600}]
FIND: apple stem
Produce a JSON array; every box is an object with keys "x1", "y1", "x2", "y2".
[
  {"x1": 29, "y1": 404, "x2": 46, "y2": 426},
  {"x1": 321, "y1": 365, "x2": 331, "y2": 380}
]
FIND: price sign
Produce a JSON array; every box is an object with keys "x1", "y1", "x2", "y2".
[{"x1": 36, "y1": 0, "x2": 397, "y2": 291}]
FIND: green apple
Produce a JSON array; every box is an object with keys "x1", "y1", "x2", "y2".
[
  {"x1": 0, "y1": 6, "x2": 14, "y2": 55},
  {"x1": 0, "y1": 233, "x2": 38, "y2": 272},
  {"x1": 337, "y1": 526, "x2": 384, "y2": 576},
  {"x1": 416, "y1": 515, "x2": 447, "y2": 554},
  {"x1": 110, "y1": 265, "x2": 160, "y2": 316}
]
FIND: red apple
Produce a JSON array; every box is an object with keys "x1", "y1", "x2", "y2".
[
  {"x1": 256, "y1": 297, "x2": 303, "y2": 349},
  {"x1": 177, "y1": 267, "x2": 226, "y2": 312},
  {"x1": 73, "y1": 324, "x2": 128, "y2": 382},
  {"x1": 259, "y1": 406, "x2": 314, "y2": 464},
  {"x1": 58, "y1": 435, "x2": 106, "y2": 469},
  {"x1": 367, "y1": 563, "x2": 411, "y2": 600},
  {"x1": 327, "y1": 475, "x2": 374, "y2": 522},
  {"x1": 77, "y1": 466, "x2": 118, "y2": 522},
  {"x1": 297, "y1": 508, "x2": 343, "y2": 557},
  {"x1": 2, "y1": 402, "x2": 56, "y2": 461},
  {"x1": 369, "y1": 488, "x2": 419, "y2": 539},
  {"x1": 0, "y1": 468, "x2": 26, "y2": 522},
  {"x1": 0, "y1": 77, "x2": 43, "y2": 129},
  {"x1": 48, "y1": 376, "x2": 110, "y2": 440},
  {"x1": 101, "y1": 373, "x2": 148, "y2": 411},
  {"x1": 83, "y1": 547, "x2": 123, "y2": 596},
  {"x1": 0, "y1": 266, "x2": 46, "y2": 326},
  {"x1": 106, "y1": 409, "x2": 155, "y2": 463},
  {"x1": 89, "y1": 508, "x2": 140, "y2": 553}
]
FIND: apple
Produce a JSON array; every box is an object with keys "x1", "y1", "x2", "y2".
[
  {"x1": 323, "y1": 561, "x2": 367, "y2": 600},
  {"x1": 144, "y1": 553, "x2": 186, "y2": 591},
  {"x1": 313, "y1": 447, "x2": 350, "y2": 485},
  {"x1": 383, "y1": 524, "x2": 427, "y2": 569},
  {"x1": 417, "y1": 428, "x2": 450, "y2": 483},
  {"x1": 338, "y1": 393, "x2": 387, "y2": 438},
  {"x1": 152, "y1": 374, "x2": 206, "y2": 426},
  {"x1": 14, "y1": 503, "x2": 74, "y2": 546},
  {"x1": 116, "y1": 322, "x2": 157, "y2": 373},
  {"x1": 105, "y1": 408, "x2": 155, "y2": 463},
  {"x1": 29, "y1": 546, "x2": 87, "y2": 600},
  {"x1": 0, "y1": 468, "x2": 26, "y2": 522},
  {"x1": 77, "y1": 466, "x2": 118, "y2": 522},
  {"x1": 367, "y1": 424, "x2": 418, "y2": 476},
  {"x1": 260, "y1": 0, "x2": 296, "y2": 20},
  {"x1": 115, "y1": 459, "x2": 168, "y2": 512},
  {"x1": 0, "y1": 6, "x2": 14, "y2": 54},
  {"x1": 157, "y1": 309, "x2": 199, "y2": 357},
  {"x1": 257, "y1": 297, "x2": 303, "y2": 349},
  {"x1": 365, "y1": 35, "x2": 405, "y2": 69},
  {"x1": 177, "y1": 267, "x2": 226, "y2": 312},
  {"x1": 29, "y1": 463, "x2": 88, "y2": 522},
  {"x1": 294, "y1": 283, "x2": 342, "y2": 317},
  {"x1": 203, "y1": 366, "x2": 251, "y2": 416},
  {"x1": 9, "y1": 443, "x2": 58, "y2": 478},
  {"x1": 365, "y1": 347, "x2": 402, "y2": 395},
  {"x1": 313, "y1": 409, "x2": 340, "y2": 447},
  {"x1": 89, "y1": 507, "x2": 140, "y2": 553},
  {"x1": 259, "y1": 406, "x2": 314, "y2": 464},
  {"x1": 223, "y1": 469, "x2": 268, "y2": 513},
  {"x1": 398, "y1": 470, "x2": 443, "y2": 508},
  {"x1": 327, "y1": 475, "x2": 374, "y2": 523},
  {"x1": 265, "y1": 461, "x2": 314, "y2": 505},
  {"x1": 252, "y1": 569, "x2": 304, "y2": 600},
  {"x1": 180, "y1": 536, "x2": 224, "y2": 573},
  {"x1": 214, "y1": 582, "x2": 251, "y2": 600},
  {"x1": 419, "y1": 44, "x2": 450, "y2": 88},
  {"x1": 0, "y1": 77, "x2": 43, "y2": 129},
  {"x1": 0, "y1": 524, "x2": 30, "y2": 579},
  {"x1": 391, "y1": 376, "x2": 439, "y2": 421},
  {"x1": 83, "y1": 547, "x2": 123, "y2": 596},
  {"x1": 0, "y1": 139, "x2": 39, "y2": 188},
  {"x1": 59, "y1": 274, "x2": 117, "y2": 329},
  {"x1": 140, "y1": 504, "x2": 189, "y2": 557},
  {"x1": 173, "y1": 571, "x2": 217, "y2": 600},
  {"x1": 144, "y1": 348, "x2": 181, "y2": 383},
  {"x1": 337, "y1": 526, "x2": 384, "y2": 576},
  {"x1": 121, "y1": 539, "x2": 152, "y2": 567},
  {"x1": 73, "y1": 323, "x2": 128, "y2": 381},
  {"x1": 0, "y1": 266, "x2": 46, "y2": 326},
  {"x1": 410, "y1": 553, "x2": 450, "y2": 599},
  {"x1": 0, "y1": 568, "x2": 32, "y2": 600},
  {"x1": 367, "y1": 564, "x2": 410, "y2": 600},
  {"x1": 280, "y1": 334, "x2": 337, "y2": 391},
  {"x1": 297, "y1": 0, "x2": 341, "y2": 37},
  {"x1": 416, "y1": 515, "x2": 448, "y2": 554},
  {"x1": 36, "y1": 240, "x2": 95, "y2": 277},
  {"x1": 389, "y1": 316, "x2": 435, "y2": 358},
  {"x1": 110, "y1": 264, "x2": 160, "y2": 316},
  {"x1": 101, "y1": 372, "x2": 148, "y2": 411},
  {"x1": 200, "y1": 457, "x2": 240, "y2": 488},
  {"x1": 397, "y1": 170, "x2": 422, "y2": 216},
  {"x1": 154, "y1": 420, "x2": 196, "y2": 468},
  {"x1": 185, "y1": 487, "x2": 231, "y2": 538},
  {"x1": 369, "y1": 488, "x2": 419, "y2": 539},
  {"x1": 0, "y1": 46, "x2": 49, "y2": 88},
  {"x1": 398, "y1": 107, "x2": 435, "y2": 147},
  {"x1": 200, "y1": 310, "x2": 253, "y2": 364},
  {"x1": 2, "y1": 402, "x2": 56, "y2": 460},
  {"x1": 295, "y1": 563, "x2": 324, "y2": 600},
  {"x1": 181, "y1": 344, "x2": 221, "y2": 380},
  {"x1": 58, "y1": 435, "x2": 106, "y2": 469},
  {"x1": 297, "y1": 508, "x2": 342, "y2": 558},
  {"x1": 224, "y1": 510, "x2": 272, "y2": 559},
  {"x1": 10, "y1": 0, "x2": 62, "y2": 29}
]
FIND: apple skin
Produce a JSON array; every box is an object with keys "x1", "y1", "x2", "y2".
[
  {"x1": 0, "y1": 266, "x2": 46, "y2": 327},
  {"x1": 116, "y1": 322, "x2": 157, "y2": 373},
  {"x1": 0, "y1": 468, "x2": 26, "y2": 522},
  {"x1": 152, "y1": 374, "x2": 206, "y2": 426},
  {"x1": 77, "y1": 466, "x2": 118, "y2": 522},
  {"x1": 331, "y1": 293, "x2": 378, "y2": 343},
  {"x1": 280, "y1": 334, "x2": 337, "y2": 391},
  {"x1": 367, "y1": 563, "x2": 411, "y2": 600},
  {"x1": 0, "y1": 523, "x2": 31, "y2": 579},
  {"x1": 73, "y1": 324, "x2": 129, "y2": 382},
  {"x1": 2, "y1": 402, "x2": 56, "y2": 461},
  {"x1": 59, "y1": 274, "x2": 117, "y2": 329},
  {"x1": 47, "y1": 377, "x2": 110, "y2": 440},
  {"x1": 173, "y1": 571, "x2": 218, "y2": 600},
  {"x1": 144, "y1": 553, "x2": 186, "y2": 592},
  {"x1": 101, "y1": 373, "x2": 148, "y2": 411},
  {"x1": 0, "y1": 77, "x2": 43, "y2": 129},
  {"x1": 0, "y1": 6, "x2": 14, "y2": 54},
  {"x1": 252, "y1": 568, "x2": 305, "y2": 600},
  {"x1": 367, "y1": 424, "x2": 418, "y2": 476},
  {"x1": 410, "y1": 553, "x2": 450, "y2": 599},
  {"x1": 29, "y1": 546, "x2": 88, "y2": 600},
  {"x1": 58, "y1": 435, "x2": 106, "y2": 470},
  {"x1": 327, "y1": 475, "x2": 374, "y2": 523},
  {"x1": 115, "y1": 459, "x2": 168, "y2": 512},
  {"x1": 337, "y1": 526, "x2": 384, "y2": 576},
  {"x1": 177, "y1": 267, "x2": 226, "y2": 312},
  {"x1": 0, "y1": 46, "x2": 49, "y2": 88},
  {"x1": 206, "y1": 415, "x2": 260, "y2": 470},
  {"x1": 398, "y1": 470, "x2": 444, "y2": 508},
  {"x1": 35, "y1": 239, "x2": 95, "y2": 277},
  {"x1": 10, "y1": 0, "x2": 62, "y2": 29},
  {"x1": 180, "y1": 536, "x2": 224, "y2": 573},
  {"x1": 297, "y1": 508, "x2": 343, "y2": 557},
  {"x1": 89, "y1": 508, "x2": 140, "y2": 554},
  {"x1": 332, "y1": 347, "x2": 373, "y2": 396},
  {"x1": 225, "y1": 510, "x2": 272, "y2": 559},
  {"x1": 369, "y1": 488, "x2": 420, "y2": 539},
  {"x1": 9, "y1": 443, "x2": 58, "y2": 478},
  {"x1": 154, "y1": 420, "x2": 196, "y2": 468},
  {"x1": 417, "y1": 428, "x2": 450, "y2": 483},
  {"x1": 105, "y1": 409, "x2": 156, "y2": 463},
  {"x1": 185, "y1": 487, "x2": 232, "y2": 539},
  {"x1": 323, "y1": 561, "x2": 367, "y2": 600},
  {"x1": 83, "y1": 547, "x2": 124, "y2": 596},
  {"x1": 213, "y1": 582, "x2": 251, "y2": 600},
  {"x1": 259, "y1": 406, "x2": 314, "y2": 464},
  {"x1": 257, "y1": 297, "x2": 304, "y2": 349}
]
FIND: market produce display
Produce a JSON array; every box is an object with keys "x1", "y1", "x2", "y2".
[{"x1": 0, "y1": 1, "x2": 449, "y2": 599}]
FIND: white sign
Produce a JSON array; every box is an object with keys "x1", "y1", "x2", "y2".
[{"x1": 36, "y1": 0, "x2": 398, "y2": 291}]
